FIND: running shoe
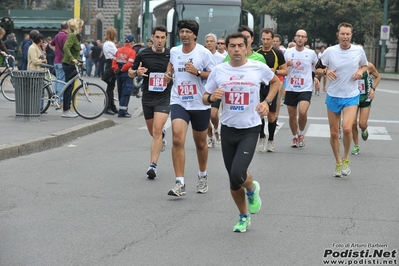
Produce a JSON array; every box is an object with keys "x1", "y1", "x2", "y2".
[
  {"x1": 362, "y1": 130, "x2": 369, "y2": 141},
  {"x1": 257, "y1": 138, "x2": 266, "y2": 152},
  {"x1": 162, "y1": 128, "x2": 167, "y2": 152},
  {"x1": 196, "y1": 175, "x2": 208, "y2": 194},
  {"x1": 146, "y1": 166, "x2": 157, "y2": 179},
  {"x1": 207, "y1": 138, "x2": 215, "y2": 148},
  {"x1": 333, "y1": 163, "x2": 343, "y2": 178},
  {"x1": 266, "y1": 140, "x2": 275, "y2": 152},
  {"x1": 214, "y1": 131, "x2": 221, "y2": 145},
  {"x1": 351, "y1": 145, "x2": 360, "y2": 155},
  {"x1": 162, "y1": 139, "x2": 167, "y2": 152},
  {"x1": 168, "y1": 181, "x2": 186, "y2": 197},
  {"x1": 342, "y1": 158, "x2": 351, "y2": 176},
  {"x1": 291, "y1": 137, "x2": 298, "y2": 148},
  {"x1": 247, "y1": 181, "x2": 261, "y2": 214},
  {"x1": 233, "y1": 214, "x2": 251, "y2": 233},
  {"x1": 298, "y1": 135, "x2": 305, "y2": 147}
]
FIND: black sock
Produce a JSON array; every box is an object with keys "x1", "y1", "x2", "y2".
[{"x1": 268, "y1": 119, "x2": 277, "y2": 141}]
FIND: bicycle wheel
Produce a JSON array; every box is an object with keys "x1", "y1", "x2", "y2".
[
  {"x1": 72, "y1": 83, "x2": 108, "y2": 119},
  {"x1": 40, "y1": 85, "x2": 52, "y2": 114},
  {"x1": 1, "y1": 73, "x2": 15, "y2": 101}
]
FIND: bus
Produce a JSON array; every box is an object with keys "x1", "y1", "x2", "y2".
[
  {"x1": 152, "y1": 0, "x2": 253, "y2": 47},
  {"x1": 137, "y1": 0, "x2": 167, "y2": 43}
]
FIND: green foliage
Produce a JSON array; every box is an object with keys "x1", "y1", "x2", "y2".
[
  {"x1": 46, "y1": 0, "x2": 70, "y2": 10},
  {"x1": 244, "y1": 0, "x2": 387, "y2": 46}
]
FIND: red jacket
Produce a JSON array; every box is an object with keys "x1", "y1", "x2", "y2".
[{"x1": 112, "y1": 44, "x2": 136, "y2": 73}]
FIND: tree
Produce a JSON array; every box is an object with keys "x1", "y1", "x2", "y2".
[{"x1": 245, "y1": 0, "x2": 384, "y2": 46}]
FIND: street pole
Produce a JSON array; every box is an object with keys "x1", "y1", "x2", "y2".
[
  {"x1": 74, "y1": 0, "x2": 81, "y2": 18},
  {"x1": 87, "y1": 0, "x2": 91, "y2": 40},
  {"x1": 120, "y1": 0, "x2": 125, "y2": 44},
  {"x1": 380, "y1": 0, "x2": 388, "y2": 70},
  {"x1": 143, "y1": 0, "x2": 150, "y2": 41}
]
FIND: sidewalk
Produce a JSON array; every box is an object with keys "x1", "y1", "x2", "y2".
[
  {"x1": 0, "y1": 75, "x2": 144, "y2": 161},
  {"x1": 1, "y1": 74, "x2": 397, "y2": 161}
]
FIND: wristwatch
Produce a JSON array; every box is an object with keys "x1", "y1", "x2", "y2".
[
  {"x1": 133, "y1": 70, "x2": 137, "y2": 76},
  {"x1": 264, "y1": 98, "x2": 272, "y2": 106},
  {"x1": 196, "y1": 70, "x2": 202, "y2": 76},
  {"x1": 323, "y1": 69, "x2": 327, "y2": 75}
]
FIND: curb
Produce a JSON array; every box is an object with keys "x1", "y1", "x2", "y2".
[{"x1": 0, "y1": 118, "x2": 116, "y2": 161}]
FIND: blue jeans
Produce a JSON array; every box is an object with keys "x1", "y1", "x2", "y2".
[
  {"x1": 116, "y1": 72, "x2": 133, "y2": 115},
  {"x1": 85, "y1": 59, "x2": 93, "y2": 76},
  {"x1": 54, "y1": 63, "x2": 64, "y2": 101}
]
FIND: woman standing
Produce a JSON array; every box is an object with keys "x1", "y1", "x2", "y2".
[
  {"x1": 102, "y1": 27, "x2": 118, "y2": 115},
  {"x1": 62, "y1": 18, "x2": 84, "y2": 118},
  {"x1": 27, "y1": 33, "x2": 47, "y2": 71}
]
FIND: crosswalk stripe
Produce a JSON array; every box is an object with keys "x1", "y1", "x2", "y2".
[{"x1": 305, "y1": 124, "x2": 392, "y2": 140}]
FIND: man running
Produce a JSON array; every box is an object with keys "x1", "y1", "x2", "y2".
[
  {"x1": 203, "y1": 32, "x2": 279, "y2": 232},
  {"x1": 284, "y1": 29, "x2": 318, "y2": 148},
  {"x1": 164, "y1": 19, "x2": 217, "y2": 196},
  {"x1": 128, "y1": 26, "x2": 172, "y2": 179},
  {"x1": 316, "y1": 22, "x2": 368, "y2": 177}
]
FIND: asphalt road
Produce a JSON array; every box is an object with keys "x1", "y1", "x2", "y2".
[{"x1": 0, "y1": 79, "x2": 398, "y2": 266}]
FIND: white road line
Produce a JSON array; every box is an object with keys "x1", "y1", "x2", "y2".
[
  {"x1": 278, "y1": 116, "x2": 399, "y2": 124},
  {"x1": 306, "y1": 124, "x2": 392, "y2": 140}
]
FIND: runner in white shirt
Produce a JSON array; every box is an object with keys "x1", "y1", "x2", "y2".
[
  {"x1": 203, "y1": 32, "x2": 280, "y2": 233},
  {"x1": 284, "y1": 29, "x2": 318, "y2": 148},
  {"x1": 204, "y1": 33, "x2": 225, "y2": 148},
  {"x1": 315, "y1": 22, "x2": 368, "y2": 178},
  {"x1": 164, "y1": 19, "x2": 217, "y2": 197},
  {"x1": 217, "y1": 37, "x2": 228, "y2": 56}
]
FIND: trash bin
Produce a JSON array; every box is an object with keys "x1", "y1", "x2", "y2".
[{"x1": 11, "y1": 70, "x2": 45, "y2": 122}]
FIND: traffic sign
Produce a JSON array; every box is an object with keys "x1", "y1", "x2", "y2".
[{"x1": 380, "y1": 25, "x2": 390, "y2": 40}]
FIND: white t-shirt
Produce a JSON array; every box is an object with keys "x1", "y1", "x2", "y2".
[
  {"x1": 321, "y1": 44, "x2": 368, "y2": 98},
  {"x1": 218, "y1": 50, "x2": 228, "y2": 57},
  {"x1": 213, "y1": 51, "x2": 226, "y2": 64},
  {"x1": 205, "y1": 60, "x2": 275, "y2": 129},
  {"x1": 170, "y1": 44, "x2": 217, "y2": 110},
  {"x1": 103, "y1": 41, "x2": 118, "y2": 60},
  {"x1": 284, "y1": 47, "x2": 318, "y2": 92}
]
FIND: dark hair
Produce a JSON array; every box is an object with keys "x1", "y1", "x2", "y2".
[
  {"x1": 29, "y1": 30, "x2": 40, "y2": 40},
  {"x1": 152, "y1": 25, "x2": 167, "y2": 36},
  {"x1": 177, "y1": 19, "x2": 199, "y2": 36},
  {"x1": 261, "y1": 28, "x2": 274, "y2": 38},
  {"x1": 91, "y1": 40, "x2": 97, "y2": 46},
  {"x1": 237, "y1": 25, "x2": 254, "y2": 37},
  {"x1": 274, "y1": 34, "x2": 282, "y2": 42},
  {"x1": 226, "y1": 32, "x2": 248, "y2": 48},
  {"x1": 32, "y1": 33, "x2": 44, "y2": 44}
]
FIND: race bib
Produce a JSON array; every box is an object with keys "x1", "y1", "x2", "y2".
[
  {"x1": 177, "y1": 82, "x2": 197, "y2": 101},
  {"x1": 358, "y1": 80, "x2": 366, "y2": 94},
  {"x1": 290, "y1": 75, "x2": 305, "y2": 89},
  {"x1": 148, "y1": 72, "x2": 167, "y2": 92},
  {"x1": 224, "y1": 88, "x2": 250, "y2": 112}
]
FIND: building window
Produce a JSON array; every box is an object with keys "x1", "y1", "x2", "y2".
[{"x1": 98, "y1": 0, "x2": 103, "y2": 8}]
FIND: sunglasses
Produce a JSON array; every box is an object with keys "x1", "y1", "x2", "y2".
[{"x1": 217, "y1": 42, "x2": 225, "y2": 45}]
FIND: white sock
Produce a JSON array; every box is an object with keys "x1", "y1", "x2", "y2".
[
  {"x1": 298, "y1": 130, "x2": 304, "y2": 136},
  {"x1": 198, "y1": 171, "x2": 207, "y2": 178},
  {"x1": 176, "y1": 177, "x2": 184, "y2": 185}
]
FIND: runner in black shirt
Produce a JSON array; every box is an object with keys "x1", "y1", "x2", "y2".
[{"x1": 128, "y1": 25, "x2": 172, "y2": 180}]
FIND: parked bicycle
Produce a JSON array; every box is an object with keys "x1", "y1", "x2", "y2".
[
  {"x1": 40, "y1": 61, "x2": 108, "y2": 119},
  {"x1": 0, "y1": 54, "x2": 16, "y2": 101}
]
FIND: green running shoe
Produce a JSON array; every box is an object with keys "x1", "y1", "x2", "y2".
[
  {"x1": 247, "y1": 181, "x2": 261, "y2": 214},
  {"x1": 351, "y1": 145, "x2": 360, "y2": 155},
  {"x1": 233, "y1": 214, "x2": 251, "y2": 233},
  {"x1": 362, "y1": 130, "x2": 369, "y2": 141},
  {"x1": 342, "y1": 158, "x2": 351, "y2": 176},
  {"x1": 333, "y1": 163, "x2": 343, "y2": 178}
]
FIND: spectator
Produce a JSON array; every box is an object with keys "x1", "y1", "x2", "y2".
[
  {"x1": 84, "y1": 40, "x2": 93, "y2": 76},
  {"x1": 45, "y1": 36, "x2": 55, "y2": 74},
  {"x1": 89, "y1": 40, "x2": 101, "y2": 77},
  {"x1": 27, "y1": 33, "x2": 46, "y2": 71},
  {"x1": 5, "y1": 33, "x2": 18, "y2": 67},
  {"x1": 21, "y1": 30, "x2": 40, "y2": 70}
]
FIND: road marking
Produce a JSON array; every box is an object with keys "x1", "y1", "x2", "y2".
[
  {"x1": 278, "y1": 116, "x2": 399, "y2": 124},
  {"x1": 306, "y1": 124, "x2": 392, "y2": 140},
  {"x1": 378, "y1": 89, "x2": 399, "y2": 94}
]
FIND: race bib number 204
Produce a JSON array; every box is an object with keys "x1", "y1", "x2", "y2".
[{"x1": 177, "y1": 82, "x2": 197, "y2": 101}]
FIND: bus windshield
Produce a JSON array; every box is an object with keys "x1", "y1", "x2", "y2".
[{"x1": 175, "y1": 4, "x2": 241, "y2": 45}]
